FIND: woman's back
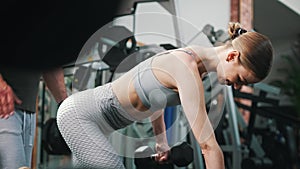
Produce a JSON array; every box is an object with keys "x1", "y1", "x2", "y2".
[{"x1": 111, "y1": 49, "x2": 197, "y2": 119}]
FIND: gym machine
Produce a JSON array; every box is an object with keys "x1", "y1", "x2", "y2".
[{"x1": 233, "y1": 83, "x2": 300, "y2": 169}]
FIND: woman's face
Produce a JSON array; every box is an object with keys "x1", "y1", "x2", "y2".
[{"x1": 217, "y1": 50, "x2": 260, "y2": 90}]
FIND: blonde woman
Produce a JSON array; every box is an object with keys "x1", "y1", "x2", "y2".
[{"x1": 57, "y1": 22, "x2": 273, "y2": 169}]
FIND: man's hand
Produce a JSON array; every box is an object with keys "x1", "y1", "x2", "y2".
[{"x1": 0, "y1": 79, "x2": 22, "y2": 119}]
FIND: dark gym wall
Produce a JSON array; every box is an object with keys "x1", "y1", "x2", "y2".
[{"x1": 1, "y1": 0, "x2": 121, "y2": 70}]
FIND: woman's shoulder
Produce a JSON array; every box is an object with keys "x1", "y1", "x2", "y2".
[{"x1": 151, "y1": 49, "x2": 199, "y2": 80}]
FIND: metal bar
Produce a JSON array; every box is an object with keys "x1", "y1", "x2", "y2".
[{"x1": 225, "y1": 86, "x2": 242, "y2": 169}]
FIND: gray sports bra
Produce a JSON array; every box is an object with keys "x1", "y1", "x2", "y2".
[{"x1": 133, "y1": 49, "x2": 196, "y2": 111}]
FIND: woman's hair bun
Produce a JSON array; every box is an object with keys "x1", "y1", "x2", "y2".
[{"x1": 228, "y1": 22, "x2": 247, "y2": 40}]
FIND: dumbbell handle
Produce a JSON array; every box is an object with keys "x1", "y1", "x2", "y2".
[{"x1": 150, "y1": 151, "x2": 170, "y2": 161}]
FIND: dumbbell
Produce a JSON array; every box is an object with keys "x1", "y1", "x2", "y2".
[{"x1": 134, "y1": 142, "x2": 193, "y2": 169}]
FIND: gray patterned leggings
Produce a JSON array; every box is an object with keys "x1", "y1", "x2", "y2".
[{"x1": 57, "y1": 83, "x2": 134, "y2": 169}]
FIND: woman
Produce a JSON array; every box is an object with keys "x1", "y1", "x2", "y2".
[{"x1": 57, "y1": 22, "x2": 273, "y2": 169}]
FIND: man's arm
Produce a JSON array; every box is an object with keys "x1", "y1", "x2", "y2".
[{"x1": 42, "y1": 67, "x2": 67, "y2": 104}]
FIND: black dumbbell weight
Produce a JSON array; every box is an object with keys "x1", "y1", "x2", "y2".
[{"x1": 135, "y1": 142, "x2": 193, "y2": 169}]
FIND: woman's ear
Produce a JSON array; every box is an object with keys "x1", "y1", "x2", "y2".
[{"x1": 226, "y1": 50, "x2": 240, "y2": 62}]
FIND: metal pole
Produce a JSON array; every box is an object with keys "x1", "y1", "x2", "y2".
[{"x1": 225, "y1": 86, "x2": 242, "y2": 169}]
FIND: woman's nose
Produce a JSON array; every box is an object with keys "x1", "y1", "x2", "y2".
[{"x1": 233, "y1": 83, "x2": 242, "y2": 90}]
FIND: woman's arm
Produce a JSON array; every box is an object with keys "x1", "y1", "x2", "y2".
[
  {"x1": 150, "y1": 109, "x2": 170, "y2": 163},
  {"x1": 169, "y1": 53, "x2": 225, "y2": 169}
]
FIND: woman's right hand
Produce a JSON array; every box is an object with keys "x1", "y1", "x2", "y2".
[
  {"x1": 154, "y1": 143, "x2": 170, "y2": 164},
  {"x1": 0, "y1": 78, "x2": 22, "y2": 119}
]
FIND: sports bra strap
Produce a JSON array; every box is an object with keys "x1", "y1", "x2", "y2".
[{"x1": 155, "y1": 48, "x2": 197, "y2": 60}]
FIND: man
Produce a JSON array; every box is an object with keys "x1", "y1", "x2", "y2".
[{"x1": 0, "y1": 67, "x2": 67, "y2": 169}]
